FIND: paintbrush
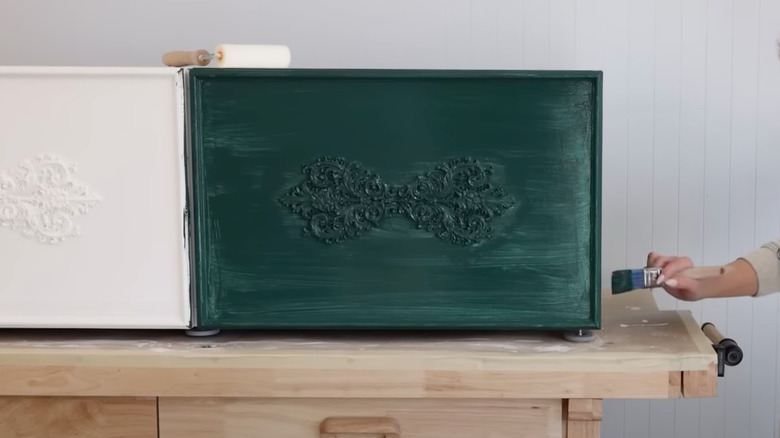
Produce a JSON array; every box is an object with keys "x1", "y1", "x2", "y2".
[{"x1": 611, "y1": 265, "x2": 727, "y2": 294}]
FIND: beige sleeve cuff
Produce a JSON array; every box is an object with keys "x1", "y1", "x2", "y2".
[{"x1": 738, "y1": 238, "x2": 780, "y2": 296}]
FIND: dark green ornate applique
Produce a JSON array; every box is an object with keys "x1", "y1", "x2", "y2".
[{"x1": 278, "y1": 156, "x2": 515, "y2": 246}]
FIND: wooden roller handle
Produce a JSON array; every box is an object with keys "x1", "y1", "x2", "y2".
[
  {"x1": 702, "y1": 322, "x2": 726, "y2": 344},
  {"x1": 161, "y1": 49, "x2": 210, "y2": 67},
  {"x1": 701, "y1": 321, "x2": 743, "y2": 376},
  {"x1": 320, "y1": 417, "x2": 400, "y2": 438}
]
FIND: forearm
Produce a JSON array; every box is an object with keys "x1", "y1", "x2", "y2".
[{"x1": 697, "y1": 259, "x2": 758, "y2": 299}]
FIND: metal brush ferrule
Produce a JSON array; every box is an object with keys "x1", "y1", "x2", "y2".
[
  {"x1": 197, "y1": 52, "x2": 219, "y2": 61},
  {"x1": 644, "y1": 267, "x2": 663, "y2": 287}
]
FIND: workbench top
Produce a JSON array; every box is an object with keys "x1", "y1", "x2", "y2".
[{"x1": 0, "y1": 291, "x2": 716, "y2": 400}]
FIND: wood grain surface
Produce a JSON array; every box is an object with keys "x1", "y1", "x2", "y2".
[
  {"x1": 0, "y1": 396, "x2": 156, "y2": 438},
  {"x1": 158, "y1": 397, "x2": 562, "y2": 438},
  {"x1": 0, "y1": 293, "x2": 716, "y2": 399}
]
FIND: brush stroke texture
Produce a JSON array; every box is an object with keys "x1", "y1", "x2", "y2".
[{"x1": 189, "y1": 69, "x2": 601, "y2": 330}]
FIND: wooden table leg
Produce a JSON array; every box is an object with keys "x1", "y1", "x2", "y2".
[{"x1": 565, "y1": 399, "x2": 601, "y2": 438}]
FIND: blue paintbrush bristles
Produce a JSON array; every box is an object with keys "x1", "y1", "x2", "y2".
[
  {"x1": 611, "y1": 267, "x2": 662, "y2": 294},
  {"x1": 631, "y1": 269, "x2": 644, "y2": 289}
]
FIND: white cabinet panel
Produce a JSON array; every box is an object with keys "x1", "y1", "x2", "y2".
[{"x1": 0, "y1": 67, "x2": 190, "y2": 328}]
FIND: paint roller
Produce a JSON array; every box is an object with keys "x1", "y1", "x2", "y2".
[{"x1": 162, "y1": 44, "x2": 291, "y2": 68}]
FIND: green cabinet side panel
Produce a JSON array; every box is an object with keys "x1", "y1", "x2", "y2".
[{"x1": 188, "y1": 69, "x2": 602, "y2": 330}]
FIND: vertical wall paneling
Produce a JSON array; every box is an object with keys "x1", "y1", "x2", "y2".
[
  {"x1": 754, "y1": 1, "x2": 780, "y2": 437},
  {"x1": 648, "y1": 0, "x2": 683, "y2": 436},
  {"x1": 622, "y1": 0, "x2": 656, "y2": 435},
  {"x1": 574, "y1": 0, "x2": 603, "y2": 70},
  {"x1": 469, "y1": 0, "x2": 498, "y2": 68},
  {"x1": 725, "y1": 1, "x2": 761, "y2": 437},
  {"x1": 675, "y1": 0, "x2": 708, "y2": 435},
  {"x1": 548, "y1": 0, "x2": 577, "y2": 69},
  {"x1": 699, "y1": 2, "x2": 735, "y2": 437},
  {"x1": 522, "y1": 0, "x2": 550, "y2": 68},
  {"x1": 675, "y1": 0, "x2": 708, "y2": 323},
  {"x1": 650, "y1": 0, "x2": 682, "y2": 313},
  {"x1": 444, "y1": 0, "x2": 472, "y2": 69},
  {"x1": 495, "y1": 0, "x2": 524, "y2": 69},
  {"x1": 598, "y1": 0, "x2": 630, "y2": 435}
]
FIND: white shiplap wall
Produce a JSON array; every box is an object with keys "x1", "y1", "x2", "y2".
[{"x1": 3, "y1": 0, "x2": 780, "y2": 436}]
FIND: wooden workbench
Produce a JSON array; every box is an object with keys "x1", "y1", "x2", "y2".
[{"x1": 0, "y1": 292, "x2": 717, "y2": 438}]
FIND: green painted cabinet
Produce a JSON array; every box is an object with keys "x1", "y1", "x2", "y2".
[{"x1": 187, "y1": 69, "x2": 602, "y2": 330}]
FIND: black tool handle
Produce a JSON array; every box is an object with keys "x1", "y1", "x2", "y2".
[{"x1": 701, "y1": 322, "x2": 743, "y2": 377}]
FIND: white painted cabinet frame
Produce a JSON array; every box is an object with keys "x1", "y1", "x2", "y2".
[{"x1": 0, "y1": 67, "x2": 191, "y2": 328}]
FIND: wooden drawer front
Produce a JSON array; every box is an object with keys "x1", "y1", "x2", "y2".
[
  {"x1": 0, "y1": 396, "x2": 157, "y2": 438},
  {"x1": 159, "y1": 397, "x2": 562, "y2": 438}
]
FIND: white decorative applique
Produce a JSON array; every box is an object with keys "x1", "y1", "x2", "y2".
[{"x1": 0, "y1": 155, "x2": 101, "y2": 244}]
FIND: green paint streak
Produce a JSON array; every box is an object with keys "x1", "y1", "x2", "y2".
[
  {"x1": 188, "y1": 69, "x2": 602, "y2": 330},
  {"x1": 611, "y1": 270, "x2": 637, "y2": 295}
]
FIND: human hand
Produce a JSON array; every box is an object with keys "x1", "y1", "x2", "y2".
[{"x1": 646, "y1": 252, "x2": 708, "y2": 301}]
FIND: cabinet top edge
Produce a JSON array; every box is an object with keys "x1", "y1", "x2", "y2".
[
  {"x1": 187, "y1": 68, "x2": 604, "y2": 80},
  {"x1": 0, "y1": 66, "x2": 604, "y2": 81},
  {"x1": 0, "y1": 66, "x2": 183, "y2": 76}
]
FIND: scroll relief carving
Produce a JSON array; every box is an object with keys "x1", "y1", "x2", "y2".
[
  {"x1": 278, "y1": 156, "x2": 515, "y2": 246},
  {"x1": 0, "y1": 155, "x2": 102, "y2": 244}
]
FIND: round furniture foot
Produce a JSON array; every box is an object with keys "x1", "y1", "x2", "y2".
[
  {"x1": 563, "y1": 329, "x2": 596, "y2": 342},
  {"x1": 185, "y1": 328, "x2": 221, "y2": 337}
]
